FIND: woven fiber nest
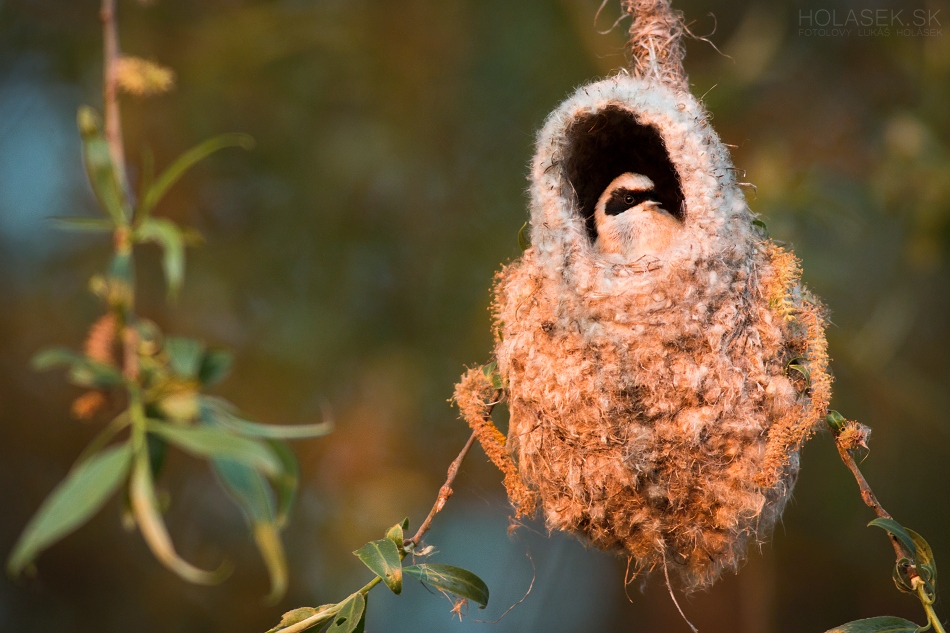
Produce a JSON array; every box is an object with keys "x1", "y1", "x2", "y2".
[{"x1": 454, "y1": 45, "x2": 831, "y2": 589}]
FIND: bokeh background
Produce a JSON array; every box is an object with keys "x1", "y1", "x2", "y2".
[{"x1": 1, "y1": 0, "x2": 948, "y2": 631}]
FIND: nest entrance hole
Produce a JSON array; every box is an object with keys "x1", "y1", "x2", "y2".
[{"x1": 562, "y1": 106, "x2": 685, "y2": 242}]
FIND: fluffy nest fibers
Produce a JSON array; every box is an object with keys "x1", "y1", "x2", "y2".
[{"x1": 454, "y1": 73, "x2": 831, "y2": 590}]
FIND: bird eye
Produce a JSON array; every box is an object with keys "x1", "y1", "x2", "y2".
[{"x1": 624, "y1": 194, "x2": 635, "y2": 205}]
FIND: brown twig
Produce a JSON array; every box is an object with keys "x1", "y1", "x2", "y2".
[
  {"x1": 831, "y1": 422, "x2": 913, "y2": 568},
  {"x1": 406, "y1": 430, "x2": 479, "y2": 548},
  {"x1": 100, "y1": 0, "x2": 127, "y2": 188}
]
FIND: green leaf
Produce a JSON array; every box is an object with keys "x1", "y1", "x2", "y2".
[
  {"x1": 31, "y1": 347, "x2": 87, "y2": 371},
  {"x1": 751, "y1": 218, "x2": 769, "y2": 235},
  {"x1": 253, "y1": 521, "x2": 288, "y2": 604},
  {"x1": 129, "y1": 447, "x2": 229, "y2": 584},
  {"x1": 164, "y1": 337, "x2": 205, "y2": 379},
  {"x1": 354, "y1": 594, "x2": 367, "y2": 633},
  {"x1": 197, "y1": 348, "x2": 233, "y2": 386},
  {"x1": 77, "y1": 106, "x2": 130, "y2": 225},
  {"x1": 869, "y1": 518, "x2": 918, "y2": 560},
  {"x1": 49, "y1": 217, "x2": 115, "y2": 232},
  {"x1": 140, "y1": 132, "x2": 254, "y2": 220},
  {"x1": 785, "y1": 357, "x2": 811, "y2": 386},
  {"x1": 212, "y1": 457, "x2": 288, "y2": 602},
  {"x1": 353, "y1": 538, "x2": 403, "y2": 594},
  {"x1": 517, "y1": 221, "x2": 530, "y2": 251},
  {"x1": 139, "y1": 145, "x2": 154, "y2": 207},
  {"x1": 7, "y1": 443, "x2": 133, "y2": 576},
  {"x1": 482, "y1": 361, "x2": 504, "y2": 391},
  {"x1": 212, "y1": 458, "x2": 276, "y2": 524},
  {"x1": 385, "y1": 518, "x2": 409, "y2": 552},
  {"x1": 403, "y1": 564, "x2": 489, "y2": 608},
  {"x1": 136, "y1": 218, "x2": 186, "y2": 299},
  {"x1": 906, "y1": 527, "x2": 937, "y2": 585},
  {"x1": 201, "y1": 396, "x2": 333, "y2": 439},
  {"x1": 270, "y1": 607, "x2": 318, "y2": 630},
  {"x1": 325, "y1": 593, "x2": 366, "y2": 633},
  {"x1": 31, "y1": 348, "x2": 124, "y2": 389},
  {"x1": 148, "y1": 420, "x2": 282, "y2": 477},
  {"x1": 265, "y1": 440, "x2": 299, "y2": 529},
  {"x1": 824, "y1": 616, "x2": 922, "y2": 632},
  {"x1": 266, "y1": 606, "x2": 336, "y2": 633},
  {"x1": 826, "y1": 410, "x2": 847, "y2": 433}
]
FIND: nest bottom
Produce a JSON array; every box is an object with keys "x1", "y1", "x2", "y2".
[{"x1": 456, "y1": 243, "x2": 829, "y2": 591}]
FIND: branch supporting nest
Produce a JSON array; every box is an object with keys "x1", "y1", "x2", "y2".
[{"x1": 623, "y1": 0, "x2": 688, "y2": 91}]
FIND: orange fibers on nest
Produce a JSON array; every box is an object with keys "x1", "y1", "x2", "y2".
[{"x1": 455, "y1": 74, "x2": 831, "y2": 590}]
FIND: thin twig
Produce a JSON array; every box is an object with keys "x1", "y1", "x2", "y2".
[
  {"x1": 833, "y1": 433, "x2": 909, "y2": 565},
  {"x1": 831, "y1": 424, "x2": 918, "y2": 581},
  {"x1": 407, "y1": 430, "x2": 479, "y2": 547},
  {"x1": 100, "y1": 0, "x2": 127, "y2": 187}
]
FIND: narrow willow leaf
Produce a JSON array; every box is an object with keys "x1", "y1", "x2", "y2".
[
  {"x1": 325, "y1": 593, "x2": 366, "y2": 633},
  {"x1": 212, "y1": 458, "x2": 276, "y2": 524},
  {"x1": 197, "y1": 348, "x2": 233, "y2": 386},
  {"x1": 253, "y1": 522, "x2": 288, "y2": 603},
  {"x1": 353, "y1": 538, "x2": 402, "y2": 594},
  {"x1": 139, "y1": 145, "x2": 154, "y2": 208},
  {"x1": 354, "y1": 594, "x2": 367, "y2": 633},
  {"x1": 77, "y1": 106, "x2": 130, "y2": 225},
  {"x1": 403, "y1": 564, "x2": 489, "y2": 608},
  {"x1": 163, "y1": 337, "x2": 205, "y2": 379},
  {"x1": 751, "y1": 218, "x2": 769, "y2": 234},
  {"x1": 906, "y1": 527, "x2": 937, "y2": 593},
  {"x1": 49, "y1": 217, "x2": 115, "y2": 232},
  {"x1": 785, "y1": 358, "x2": 811, "y2": 386},
  {"x1": 270, "y1": 607, "x2": 318, "y2": 630},
  {"x1": 147, "y1": 434, "x2": 169, "y2": 480},
  {"x1": 385, "y1": 518, "x2": 409, "y2": 553},
  {"x1": 31, "y1": 348, "x2": 123, "y2": 388},
  {"x1": 824, "y1": 616, "x2": 923, "y2": 632},
  {"x1": 265, "y1": 440, "x2": 299, "y2": 529},
  {"x1": 212, "y1": 457, "x2": 288, "y2": 601},
  {"x1": 869, "y1": 518, "x2": 918, "y2": 560},
  {"x1": 31, "y1": 347, "x2": 87, "y2": 370},
  {"x1": 149, "y1": 421, "x2": 281, "y2": 477},
  {"x1": 7, "y1": 443, "x2": 132, "y2": 576},
  {"x1": 517, "y1": 221, "x2": 530, "y2": 251},
  {"x1": 266, "y1": 606, "x2": 336, "y2": 633},
  {"x1": 130, "y1": 448, "x2": 229, "y2": 584},
  {"x1": 136, "y1": 217, "x2": 186, "y2": 298},
  {"x1": 906, "y1": 528, "x2": 937, "y2": 580},
  {"x1": 140, "y1": 132, "x2": 254, "y2": 220},
  {"x1": 202, "y1": 396, "x2": 333, "y2": 439}
]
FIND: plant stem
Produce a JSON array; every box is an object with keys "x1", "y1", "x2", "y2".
[
  {"x1": 406, "y1": 430, "x2": 478, "y2": 548},
  {"x1": 832, "y1": 432, "x2": 907, "y2": 563},
  {"x1": 100, "y1": 0, "x2": 127, "y2": 190}
]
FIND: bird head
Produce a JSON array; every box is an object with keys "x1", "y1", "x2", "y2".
[{"x1": 593, "y1": 172, "x2": 682, "y2": 260}]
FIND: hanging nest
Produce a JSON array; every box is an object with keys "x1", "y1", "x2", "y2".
[{"x1": 454, "y1": 0, "x2": 831, "y2": 590}]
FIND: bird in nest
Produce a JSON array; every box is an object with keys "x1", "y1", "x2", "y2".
[{"x1": 593, "y1": 172, "x2": 681, "y2": 260}]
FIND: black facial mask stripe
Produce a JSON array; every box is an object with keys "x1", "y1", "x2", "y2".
[{"x1": 604, "y1": 188, "x2": 658, "y2": 216}]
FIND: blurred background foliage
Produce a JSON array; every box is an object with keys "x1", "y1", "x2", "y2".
[{"x1": 0, "y1": 0, "x2": 948, "y2": 631}]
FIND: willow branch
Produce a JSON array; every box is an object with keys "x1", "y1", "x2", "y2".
[
  {"x1": 100, "y1": 0, "x2": 127, "y2": 187},
  {"x1": 406, "y1": 430, "x2": 479, "y2": 548},
  {"x1": 831, "y1": 421, "x2": 913, "y2": 568}
]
